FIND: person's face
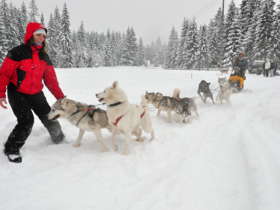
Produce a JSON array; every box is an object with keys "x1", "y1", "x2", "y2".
[{"x1": 33, "y1": 33, "x2": 46, "y2": 44}]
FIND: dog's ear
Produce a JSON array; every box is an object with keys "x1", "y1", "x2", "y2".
[
  {"x1": 112, "y1": 81, "x2": 118, "y2": 89},
  {"x1": 57, "y1": 97, "x2": 65, "y2": 104},
  {"x1": 61, "y1": 98, "x2": 69, "y2": 105},
  {"x1": 207, "y1": 82, "x2": 211, "y2": 85}
]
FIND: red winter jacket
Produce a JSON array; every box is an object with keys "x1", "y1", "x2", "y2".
[{"x1": 0, "y1": 22, "x2": 64, "y2": 99}]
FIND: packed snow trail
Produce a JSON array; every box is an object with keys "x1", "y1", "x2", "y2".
[{"x1": 0, "y1": 67, "x2": 280, "y2": 210}]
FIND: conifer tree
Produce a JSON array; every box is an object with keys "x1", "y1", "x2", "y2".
[
  {"x1": 60, "y1": 3, "x2": 72, "y2": 67},
  {"x1": 223, "y1": 1, "x2": 241, "y2": 66},
  {"x1": 197, "y1": 25, "x2": 209, "y2": 69},
  {"x1": 136, "y1": 38, "x2": 145, "y2": 66},
  {"x1": 165, "y1": 27, "x2": 179, "y2": 69},
  {"x1": 254, "y1": 0, "x2": 275, "y2": 59},
  {"x1": 178, "y1": 18, "x2": 189, "y2": 68},
  {"x1": 29, "y1": 0, "x2": 39, "y2": 22},
  {"x1": 185, "y1": 19, "x2": 199, "y2": 69}
]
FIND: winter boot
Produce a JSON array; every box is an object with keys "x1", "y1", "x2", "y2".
[
  {"x1": 39, "y1": 115, "x2": 65, "y2": 144},
  {"x1": 4, "y1": 149, "x2": 22, "y2": 163}
]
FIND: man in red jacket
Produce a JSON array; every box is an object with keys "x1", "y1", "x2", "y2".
[{"x1": 0, "y1": 22, "x2": 66, "y2": 163}]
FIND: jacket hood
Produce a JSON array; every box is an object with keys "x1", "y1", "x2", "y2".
[{"x1": 24, "y1": 22, "x2": 47, "y2": 44}]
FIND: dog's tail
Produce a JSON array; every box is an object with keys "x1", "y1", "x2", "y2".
[{"x1": 172, "y1": 88, "x2": 181, "y2": 99}]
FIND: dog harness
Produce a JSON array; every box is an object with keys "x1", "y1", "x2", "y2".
[
  {"x1": 70, "y1": 105, "x2": 97, "y2": 126},
  {"x1": 108, "y1": 102, "x2": 123, "y2": 107},
  {"x1": 108, "y1": 101, "x2": 146, "y2": 127},
  {"x1": 112, "y1": 115, "x2": 125, "y2": 126},
  {"x1": 112, "y1": 111, "x2": 146, "y2": 127}
]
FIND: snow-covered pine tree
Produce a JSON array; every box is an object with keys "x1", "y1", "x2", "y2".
[
  {"x1": 15, "y1": 2, "x2": 28, "y2": 44},
  {"x1": 240, "y1": 0, "x2": 261, "y2": 64},
  {"x1": 47, "y1": 13, "x2": 58, "y2": 66},
  {"x1": 185, "y1": 19, "x2": 199, "y2": 69},
  {"x1": 96, "y1": 32, "x2": 107, "y2": 66},
  {"x1": 75, "y1": 21, "x2": 88, "y2": 67},
  {"x1": 52, "y1": 6, "x2": 64, "y2": 67},
  {"x1": 274, "y1": 4, "x2": 280, "y2": 60},
  {"x1": 197, "y1": 25, "x2": 209, "y2": 69},
  {"x1": 8, "y1": 4, "x2": 21, "y2": 46},
  {"x1": 224, "y1": 1, "x2": 237, "y2": 47},
  {"x1": 120, "y1": 30, "x2": 130, "y2": 66},
  {"x1": 86, "y1": 32, "x2": 104, "y2": 67},
  {"x1": 239, "y1": 0, "x2": 258, "y2": 47},
  {"x1": 120, "y1": 27, "x2": 138, "y2": 66},
  {"x1": 130, "y1": 27, "x2": 138, "y2": 66},
  {"x1": 207, "y1": 8, "x2": 225, "y2": 67},
  {"x1": 207, "y1": 19, "x2": 219, "y2": 67},
  {"x1": 104, "y1": 30, "x2": 113, "y2": 66},
  {"x1": 223, "y1": 0, "x2": 241, "y2": 67},
  {"x1": 111, "y1": 32, "x2": 122, "y2": 66},
  {"x1": 239, "y1": 0, "x2": 249, "y2": 47},
  {"x1": 178, "y1": 18, "x2": 189, "y2": 69},
  {"x1": 165, "y1": 26, "x2": 179, "y2": 69},
  {"x1": 85, "y1": 32, "x2": 94, "y2": 67},
  {"x1": 28, "y1": 0, "x2": 39, "y2": 22},
  {"x1": 254, "y1": 0, "x2": 276, "y2": 60},
  {"x1": 1, "y1": 1, "x2": 17, "y2": 50},
  {"x1": 143, "y1": 41, "x2": 155, "y2": 66},
  {"x1": 20, "y1": 2, "x2": 28, "y2": 28},
  {"x1": 216, "y1": 8, "x2": 226, "y2": 68},
  {"x1": 71, "y1": 31, "x2": 78, "y2": 67},
  {"x1": 60, "y1": 3, "x2": 72, "y2": 68},
  {"x1": 136, "y1": 37, "x2": 145, "y2": 66},
  {"x1": 153, "y1": 38, "x2": 165, "y2": 67},
  {"x1": 0, "y1": 1, "x2": 9, "y2": 62}
]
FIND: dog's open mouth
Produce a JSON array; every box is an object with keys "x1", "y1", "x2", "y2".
[{"x1": 49, "y1": 114, "x2": 60, "y2": 121}]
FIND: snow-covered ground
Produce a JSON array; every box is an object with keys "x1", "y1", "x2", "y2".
[{"x1": 1, "y1": 67, "x2": 280, "y2": 210}]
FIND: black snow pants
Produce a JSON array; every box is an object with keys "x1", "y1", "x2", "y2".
[{"x1": 4, "y1": 84, "x2": 64, "y2": 154}]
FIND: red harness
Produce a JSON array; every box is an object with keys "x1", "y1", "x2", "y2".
[
  {"x1": 112, "y1": 111, "x2": 146, "y2": 127},
  {"x1": 85, "y1": 107, "x2": 96, "y2": 111}
]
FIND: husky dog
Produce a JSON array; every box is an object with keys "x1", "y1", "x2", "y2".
[
  {"x1": 145, "y1": 91, "x2": 192, "y2": 123},
  {"x1": 197, "y1": 80, "x2": 215, "y2": 104},
  {"x1": 48, "y1": 98, "x2": 111, "y2": 151},
  {"x1": 144, "y1": 92, "x2": 163, "y2": 111},
  {"x1": 96, "y1": 81, "x2": 154, "y2": 155},
  {"x1": 216, "y1": 77, "x2": 233, "y2": 104},
  {"x1": 172, "y1": 88, "x2": 199, "y2": 120},
  {"x1": 145, "y1": 91, "x2": 179, "y2": 122}
]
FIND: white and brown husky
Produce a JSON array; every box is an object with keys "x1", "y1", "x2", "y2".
[{"x1": 96, "y1": 81, "x2": 154, "y2": 155}]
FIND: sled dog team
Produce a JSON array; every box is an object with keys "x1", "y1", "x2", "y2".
[{"x1": 48, "y1": 78, "x2": 234, "y2": 155}]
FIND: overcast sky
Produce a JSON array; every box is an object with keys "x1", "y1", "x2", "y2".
[{"x1": 9, "y1": 0, "x2": 244, "y2": 44}]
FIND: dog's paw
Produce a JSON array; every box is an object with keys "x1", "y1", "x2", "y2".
[{"x1": 73, "y1": 143, "x2": 81, "y2": 147}]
